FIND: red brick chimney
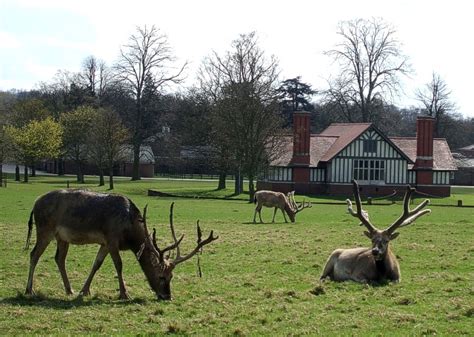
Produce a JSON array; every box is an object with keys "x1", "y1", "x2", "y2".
[
  {"x1": 291, "y1": 111, "x2": 311, "y2": 166},
  {"x1": 415, "y1": 116, "x2": 434, "y2": 185}
]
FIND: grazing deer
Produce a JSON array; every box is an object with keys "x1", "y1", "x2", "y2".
[
  {"x1": 253, "y1": 190, "x2": 311, "y2": 223},
  {"x1": 320, "y1": 180, "x2": 430, "y2": 283},
  {"x1": 24, "y1": 190, "x2": 218, "y2": 300}
]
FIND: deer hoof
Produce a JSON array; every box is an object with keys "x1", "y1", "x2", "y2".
[
  {"x1": 25, "y1": 288, "x2": 35, "y2": 296},
  {"x1": 119, "y1": 292, "x2": 131, "y2": 300},
  {"x1": 79, "y1": 289, "x2": 91, "y2": 297}
]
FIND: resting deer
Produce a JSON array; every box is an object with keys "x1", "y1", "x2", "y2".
[
  {"x1": 253, "y1": 190, "x2": 311, "y2": 223},
  {"x1": 320, "y1": 180, "x2": 430, "y2": 283},
  {"x1": 24, "y1": 190, "x2": 218, "y2": 300}
]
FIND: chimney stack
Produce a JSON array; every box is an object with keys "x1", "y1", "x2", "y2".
[
  {"x1": 415, "y1": 116, "x2": 434, "y2": 185},
  {"x1": 415, "y1": 116, "x2": 435, "y2": 169},
  {"x1": 291, "y1": 111, "x2": 311, "y2": 166}
]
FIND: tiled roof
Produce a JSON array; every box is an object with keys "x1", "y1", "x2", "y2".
[
  {"x1": 389, "y1": 137, "x2": 457, "y2": 171},
  {"x1": 318, "y1": 123, "x2": 372, "y2": 161},
  {"x1": 271, "y1": 135, "x2": 337, "y2": 167}
]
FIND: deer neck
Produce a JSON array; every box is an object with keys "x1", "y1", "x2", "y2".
[
  {"x1": 284, "y1": 203, "x2": 295, "y2": 216},
  {"x1": 135, "y1": 247, "x2": 162, "y2": 295}
]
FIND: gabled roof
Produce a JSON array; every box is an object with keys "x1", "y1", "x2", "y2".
[
  {"x1": 389, "y1": 137, "x2": 457, "y2": 171},
  {"x1": 318, "y1": 123, "x2": 371, "y2": 161},
  {"x1": 318, "y1": 123, "x2": 411, "y2": 163}
]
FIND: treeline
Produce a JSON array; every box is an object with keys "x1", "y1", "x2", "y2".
[{"x1": 1, "y1": 20, "x2": 473, "y2": 198}]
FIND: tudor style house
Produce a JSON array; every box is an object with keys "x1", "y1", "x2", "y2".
[{"x1": 257, "y1": 112, "x2": 456, "y2": 196}]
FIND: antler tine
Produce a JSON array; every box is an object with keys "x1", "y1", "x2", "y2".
[
  {"x1": 386, "y1": 186, "x2": 431, "y2": 234},
  {"x1": 295, "y1": 198, "x2": 312, "y2": 213},
  {"x1": 141, "y1": 205, "x2": 166, "y2": 261},
  {"x1": 142, "y1": 204, "x2": 149, "y2": 233},
  {"x1": 172, "y1": 227, "x2": 219, "y2": 266},
  {"x1": 347, "y1": 180, "x2": 377, "y2": 233},
  {"x1": 286, "y1": 191, "x2": 297, "y2": 211},
  {"x1": 169, "y1": 202, "x2": 181, "y2": 258}
]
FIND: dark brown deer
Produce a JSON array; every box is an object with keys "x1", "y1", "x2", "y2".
[
  {"x1": 24, "y1": 190, "x2": 218, "y2": 300},
  {"x1": 253, "y1": 190, "x2": 311, "y2": 223},
  {"x1": 320, "y1": 180, "x2": 430, "y2": 283}
]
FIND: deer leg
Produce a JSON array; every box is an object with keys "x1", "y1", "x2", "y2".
[
  {"x1": 80, "y1": 245, "x2": 108, "y2": 296},
  {"x1": 108, "y1": 246, "x2": 130, "y2": 300},
  {"x1": 272, "y1": 208, "x2": 277, "y2": 223},
  {"x1": 25, "y1": 234, "x2": 53, "y2": 295},
  {"x1": 55, "y1": 240, "x2": 73, "y2": 295},
  {"x1": 281, "y1": 209, "x2": 288, "y2": 223}
]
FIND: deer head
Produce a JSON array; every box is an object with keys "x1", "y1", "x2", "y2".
[
  {"x1": 347, "y1": 180, "x2": 431, "y2": 260},
  {"x1": 139, "y1": 203, "x2": 218, "y2": 300}
]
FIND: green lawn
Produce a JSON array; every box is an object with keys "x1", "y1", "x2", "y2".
[{"x1": 0, "y1": 176, "x2": 473, "y2": 335}]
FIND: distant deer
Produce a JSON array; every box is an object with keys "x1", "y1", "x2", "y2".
[
  {"x1": 253, "y1": 190, "x2": 311, "y2": 223},
  {"x1": 320, "y1": 180, "x2": 431, "y2": 283},
  {"x1": 24, "y1": 190, "x2": 218, "y2": 300}
]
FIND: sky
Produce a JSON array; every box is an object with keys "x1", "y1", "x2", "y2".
[{"x1": 1, "y1": 0, "x2": 473, "y2": 117}]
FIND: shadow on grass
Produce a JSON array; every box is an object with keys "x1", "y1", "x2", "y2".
[{"x1": 0, "y1": 292, "x2": 148, "y2": 309}]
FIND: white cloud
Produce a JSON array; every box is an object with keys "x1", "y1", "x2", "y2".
[{"x1": 0, "y1": 31, "x2": 21, "y2": 49}]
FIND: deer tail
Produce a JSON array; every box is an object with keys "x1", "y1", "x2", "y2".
[
  {"x1": 253, "y1": 194, "x2": 257, "y2": 204},
  {"x1": 25, "y1": 210, "x2": 34, "y2": 251}
]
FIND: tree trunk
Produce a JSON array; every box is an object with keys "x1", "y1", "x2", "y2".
[
  {"x1": 31, "y1": 165, "x2": 36, "y2": 177},
  {"x1": 248, "y1": 176, "x2": 255, "y2": 203},
  {"x1": 0, "y1": 164, "x2": 3, "y2": 186},
  {"x1": 234, "y1": 170, "x2": 241, "y2": 195},
  {"x1": 57, "y1": 158, "x2": 65, "y2": 176},
  {"x1": 99, "y1": 168, "x2": 105, "y2": 186},
  {"x1": 217, "y1": 173, "x2": 226, "y2": 190},
  {"x1": 131, "y1": 141, "x2": 141, "y2": 181},
  {"x1": 23, "y1": 164, "x2": 28, "y2": 183},
  {"x1": 15, "y1": 165, "x2": 20, "y2": 181},
  {"x1": 77, "y1": 163, "x2": 85, "y2": 184},
  {"x1": 109, "y1": 166, "x2": 114, "y2": 190}
]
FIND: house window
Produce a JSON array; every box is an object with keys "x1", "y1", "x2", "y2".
[
  {"x1": 353, "y1": 159, "x2": 385, "y2": 183},
  {"x1": 266, "y1": 167, "x2": 292, "y2": 182},
  {"x1": 363, "y1": 139, "x2": 377, "y2": 153}
]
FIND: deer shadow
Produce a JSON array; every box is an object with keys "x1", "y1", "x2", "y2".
[{"x1": 0, "y1": 292, "x2": 148, "y2": 309}]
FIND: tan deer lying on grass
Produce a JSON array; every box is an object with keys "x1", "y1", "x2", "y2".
[
  {"x1": 253, "y1": 190, "x2": 311, "y2": 223},
  {"x1": 24, "y1": 190, "x2": 218, "y2": 300},
  {"x1": 320, "y1": 180, "x2": 431, "y2": 283}
]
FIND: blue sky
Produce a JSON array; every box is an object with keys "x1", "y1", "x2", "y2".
[{"x1": 1, "y1": 0, "x2": 473, "y2": 117}]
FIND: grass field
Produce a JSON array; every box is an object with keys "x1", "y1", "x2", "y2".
[{"x1": 0, "y1": 176, "x2": 473, "y2": 335}]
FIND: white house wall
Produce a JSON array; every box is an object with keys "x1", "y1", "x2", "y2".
[{"x1": 331, "y1": 129, "x2": 410, "y2": 184}]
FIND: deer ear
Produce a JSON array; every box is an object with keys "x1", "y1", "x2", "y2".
[
  {"x1": 390, "y1": 232, "x2": 400, "y2": 241},
  {"x1": 363, "y1": 231, "x2": 372, "y2": 238}
]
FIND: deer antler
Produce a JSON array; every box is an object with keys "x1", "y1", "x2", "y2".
[
  {"x1": 385, "y1": 186, "x2": 431, "y2": 234},
  {"x1": 347, "y1": 180, "x2": 377, "y2": 233},
  {"x1": 172, "y1": 225, "x2": 218, "y2": 266},
  {"x1": 141, "y1": 205, "x2": 183, "y2": 262},
  {"x1": 163, "y1": 203, "x2": 218, "y2": 266},
  {"x1": 295, "y1": 199, "x2": 312, "y2": 213}
]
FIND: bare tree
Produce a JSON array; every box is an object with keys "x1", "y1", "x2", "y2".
[
  {"x1": 324, "y1": 18, "x2": 411, "y2": 122},
  {"x1": 199, "y1": 32, "x2": 285, "y2": 200},
  {"x1": 416, "y1": 72, "x2": 455, "y2": 137},
  {"x1": 80, "y1": 56, "x2": 111, "y2": 100},
  {"x1": 115, "y1": 25, "x2": 187, "y2": 180}
]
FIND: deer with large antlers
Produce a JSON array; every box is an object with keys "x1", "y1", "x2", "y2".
[
  {"x1": 320, "y1": 180, "x2": 431, "y2": 283},
  {"x1": 24, "y1": 190, "x2": 218, "y2": 300},
  {"x1": 253, "y1": 190, "x2": 312, "y2": 223}
]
